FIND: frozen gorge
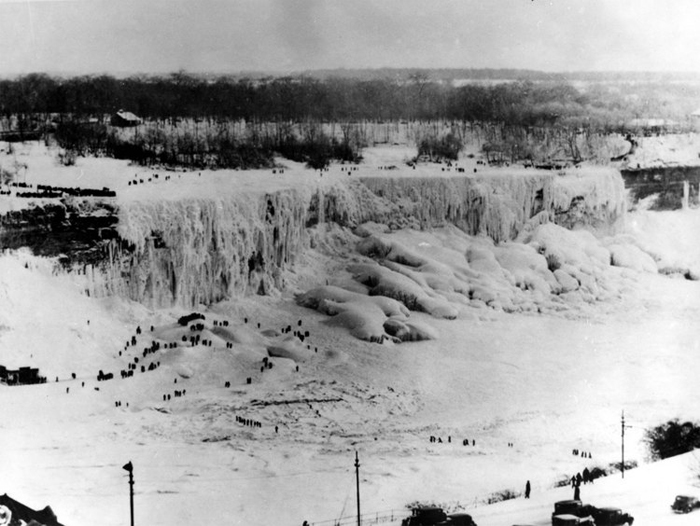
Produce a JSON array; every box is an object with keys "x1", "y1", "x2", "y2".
[{"x1": 40, "y1": 163, "x2": 655, "y2": 342}]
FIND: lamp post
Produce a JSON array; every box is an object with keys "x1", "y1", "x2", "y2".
[
  {"x1": 355, "y1": 451, "x2": 361, "y2": 526},
  {"x1": 621, "y1": 411, "x2": 633, "y2": 479},
  {"x1": 123, "y1": 461, "x2": 134, "y2": 526}
]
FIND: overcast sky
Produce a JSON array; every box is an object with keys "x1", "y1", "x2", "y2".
[{"x1": 1, "y1": 0, "x2": 699, "y2": 76}]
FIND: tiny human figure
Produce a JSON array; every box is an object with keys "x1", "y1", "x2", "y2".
[{"x1": 525, "y1": 480, "x2": 531, "y2": 499}]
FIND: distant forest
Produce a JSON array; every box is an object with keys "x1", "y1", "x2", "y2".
[
  {"x1": 2, "y1": 71, "x2": 699, "y2": 170},
  {"x1": 1, "y1": 71, "x2": 699, "y2": 127}
]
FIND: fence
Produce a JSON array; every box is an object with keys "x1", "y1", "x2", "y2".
[{"x1": 310, "y1": 509, "x2": 405, "y2": 526}]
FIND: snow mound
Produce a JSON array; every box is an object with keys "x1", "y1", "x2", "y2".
[
  {"x1": 266, "y1": 336, "x2": 311, "y2": 361},
  {"x1": 295, "y1": 285, "x2": 428, "y2": 343},
  {"x1": 349, "y1": 261, "x2": 459, "y2": 319},
  {"x1": 520, "y1": 222, "x2": 610, "y2": 272},
  {"x1": 625, "y1": 208, "x2": 700, "y2": 278},
  {"x1": 297, "y1": 219, "x2": 664, "y2": 341},
  {"x1": 607, "y1": 243, "x2": 658, "y2": 273}
]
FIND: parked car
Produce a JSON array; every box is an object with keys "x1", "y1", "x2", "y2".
[
  {"x1": 591, "y1": 507, "x2": 633, "y2": 525},
  {"x1": 552, "y1": 514, "x2": 595, "y2": 526},
  {"x1": 437, "y1": 512, "x2": 477, "y2": 526},
  {"x1": 402, "y1": 507, "x2": 447, "y2": 526},
  {"x1": 402, "y1": 507, "x2": 477, "y2": 526},
  {"x1": 552, "y1": 500, "x2": 596, "y2": 522},
  {"x1": 671, "y1": 495, "x2": 700, "y2": 513}
]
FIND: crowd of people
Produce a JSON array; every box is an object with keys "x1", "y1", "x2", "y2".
[
  {"x1": 128, "y1": 172, "x2": 173, "y2": 186},
  {"x1": 57, "y1": 312, "x2": 325, "y2": 443}
]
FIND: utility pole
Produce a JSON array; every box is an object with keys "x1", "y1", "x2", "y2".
[
  {"x1": 355, "y1": 451, "x2": 361, "y2": 526},
  {"x1": 123, "y1": 461, "x2": 134, "y2": 526},
  {"x1": 621, "y1": 411, "x2": 632, "y2": 479}
]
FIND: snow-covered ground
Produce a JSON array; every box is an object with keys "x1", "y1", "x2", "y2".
[
  {"x1": 1, "y1": 142, "x2": 700, "y2": 526},
  {"x1": 625, "y1": 133, "x2": 700, "y2": 168}
]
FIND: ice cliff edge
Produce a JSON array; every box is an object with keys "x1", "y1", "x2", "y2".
[{"x1": 48, "y1": 167, "x2": 626, "y2": 308}]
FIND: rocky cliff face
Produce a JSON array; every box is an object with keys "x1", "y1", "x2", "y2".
[
  {"x1": 621, "y1": 165, "x2": 700, "y2": 209},
  {"x1": 1, "y1": 167, "x2": 626, "y2": 308},
  {"x1": 0, "y1": 198, "x2": 119, "y2": 267}
]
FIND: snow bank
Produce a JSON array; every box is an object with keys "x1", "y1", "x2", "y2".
[{"x1": 0, "y1": 250, "x2": 137, "y2": 375}]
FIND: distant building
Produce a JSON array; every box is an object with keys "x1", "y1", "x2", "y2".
[
  {"x1": 110, "y1": 110, "x2": 142, "y2": 127},
  {"x1": 0, "y1": 494, "x2": 64, "y2": 526},
  {"x1": 626, "y1": 118, "x2": 679, "y2": 134},
  {"x1": 0, "y1": 365, "x2": 45, "y2": 385}
]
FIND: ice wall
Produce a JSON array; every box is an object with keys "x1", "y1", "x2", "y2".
[
  {"x1": 87, "y1": 189, "x2": 311, "y2": 307},
  {"x1": 80, "y1": 167, "x2": 625, "y2": 308},
  {"x1": 358, "y1": 167, "x2": 625, "y2": 241}
]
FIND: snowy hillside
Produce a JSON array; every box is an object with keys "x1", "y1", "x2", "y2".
[{"x1": 1, "y1": 142, "x2": 699, "y2": 526}]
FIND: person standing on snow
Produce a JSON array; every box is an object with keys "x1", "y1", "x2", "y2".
[{"x1": 525, "y1": 480, "x2": 531, "y2": 499}]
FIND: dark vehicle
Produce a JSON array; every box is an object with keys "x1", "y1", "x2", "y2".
[
  {"x1": 671, "y1": 495, "x2": 700, "y2": 513},
  {"x1": 551, "y1": 514, "x2": 595, "y2": 526},
  {"x1": 591, "y1": 507, "x2": 633, "y2": 525},
  {"x1": 438, "y1": 512, "x2": 477, "y2": 526},
  {"x1": 402, "y1": 507, "x2": 447, "y2": 526},
  {"x1": 402, "y1": 507, "x2": 476, "y2": 526},
  {"x1": 552, "y1": 500, "x2": 596, "y2": 522}
]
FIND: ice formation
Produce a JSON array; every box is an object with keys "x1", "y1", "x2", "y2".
[
  {"x1": 74, "y1": 166, "x2": 627, "y2": 313},
  {"x1": 359, "y1": 167, "x2": 626, "y2": 240},
  {"x1": 97, "y1": 189, "x2": 316, "y2": 307},
  {"x1": 296, "y1": 213, "x2": 666, "y2": 342},
  {"x1": 295, "y1": 285, "x2": 423, "y2": 343}
]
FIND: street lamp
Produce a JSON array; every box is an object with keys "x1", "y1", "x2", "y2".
[
  {"x1": 621, "y1": 411, "x2": 633, "y2": 478},
  {"x1": 123, "y1": 461, "x2": 134, "y2": 526}
]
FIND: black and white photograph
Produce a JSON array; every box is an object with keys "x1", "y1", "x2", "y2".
[{"x1": 1, "y1": 1, "x2": 700, "y2": 525}]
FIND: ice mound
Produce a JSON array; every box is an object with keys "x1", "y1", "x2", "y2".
[
  {"x1": 493, "y1": 242, "x2": 557, "y2": 295},
  {"x1": 139, "y1": 314, "x2": 314, "y2": 388},
  {"x1": 295, "y1": 285, "x2": 434, "y2": 343},
  {"x1": 297, "y1": 219, "x2": 663, "y2": 342},
  {"x1": 624, "y1": 208, "x2": 700, "y2": 279},
  {"x1": 519, "y1": 222, "x2": 611, "y2": 272},
  {"x1": 266, "y1": 336, "x2": 311, "y2": 361},
  {"x1": 606, "y1": 243, "x2": 658, "y2": 273}
]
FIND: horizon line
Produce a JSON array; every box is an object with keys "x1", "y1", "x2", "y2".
[{"x1": 2, "y1": 67, "x2": 700, "y2": 80}]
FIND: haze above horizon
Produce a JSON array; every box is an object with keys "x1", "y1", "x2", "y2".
[{"x1": 1, "y1": 0, "x2": 699, "y2": 77}]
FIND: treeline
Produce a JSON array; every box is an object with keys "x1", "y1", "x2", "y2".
[
  {"x1": 53, "y1": 120, "x2": 364, "y2": 170},
  {"x1": 2, "y1": 72, "x2": 699, "y2": 127}
]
